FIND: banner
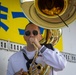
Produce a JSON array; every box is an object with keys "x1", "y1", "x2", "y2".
[{"x1": 0, "y1": 0, "x2": 63, "y2": 51}]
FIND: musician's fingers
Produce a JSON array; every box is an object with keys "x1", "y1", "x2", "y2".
[{"x1": 14, "y1": 68, "x2": 23, "y2": 75}]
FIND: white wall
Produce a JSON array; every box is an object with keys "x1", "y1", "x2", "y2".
[
  {"x1": 0, "y1": 20, "x2": 76, "y2": 75},
  {"x1": 0, "y1": 50, "x2": 15, "y2": 75},
  {"x1": 62, "y1": 20, "x2": 76, "y2": 53},
  {"x1": 58, "y1": 20, "x2": 76, "y2": 75}
]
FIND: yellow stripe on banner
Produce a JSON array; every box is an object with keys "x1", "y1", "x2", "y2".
[
  {"x1": 54, "y1": 37, "x2": 63, "y2": 52},
  {"x1": 0, "y1": 0, "x2": 63, "y2": 51}
]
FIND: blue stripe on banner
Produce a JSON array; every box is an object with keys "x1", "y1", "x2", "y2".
[
  {"x1": 0, "y1": 21, "x2": 9, "y2": 31},
  {"x1": 0, "y1": 5, "x2": 8, "y2": 13},
  {"x1": 18, "y1": 29, "x2": 25, "y2": 35},
  {"x1": 39, "y1": 27, "x2": 44, "y2": 34},
  {"x1": 0, "y1": 14, "x2": 7, "y2": 19},
  {"x1": 12, "y1": 12, "x2": 26, "y2": 18}
]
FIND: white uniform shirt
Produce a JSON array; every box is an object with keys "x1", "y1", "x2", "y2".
[{"x1": 7, "y1": 45, "x2": 67, "y2": 75}]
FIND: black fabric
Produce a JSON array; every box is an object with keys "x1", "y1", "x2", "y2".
[
  {"x1": 41, "y1": 44, "x2": 54, "y2": 51},
  {"x1": 23, "y1": 53, "x2": 33, "y2": 70}
]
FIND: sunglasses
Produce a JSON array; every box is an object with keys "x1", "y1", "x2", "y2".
[{"x1": 25, "y1": 30, "x2": 38, "y2": 36}]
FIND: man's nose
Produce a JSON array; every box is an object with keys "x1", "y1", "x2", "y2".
[{"x1": 30, "y1": 32, "x2": 34, "y2": 36}]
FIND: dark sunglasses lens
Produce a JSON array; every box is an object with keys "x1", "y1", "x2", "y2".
[
  {"x1": 25, "y1": 31, "x2": 30, "y2": 36},
  {"x1": 33, "y1": 30, "x2": 38, "y2": 36}
]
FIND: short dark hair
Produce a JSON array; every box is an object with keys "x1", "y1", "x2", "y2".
[
  {"x1": 25, "y1": 22, "x2": 33, "y2": 29},
  {"x1": 25, "y1": 22, "x2": 40, "y2": 30}
]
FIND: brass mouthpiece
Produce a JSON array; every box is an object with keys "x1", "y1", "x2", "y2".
[{"x1": 32, "y1": 43, "x2": 38, "y2": 50}]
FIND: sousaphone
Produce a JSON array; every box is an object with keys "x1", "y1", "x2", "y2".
[
  {"x1": 20, "y1": 0, "x2": 76, "y2": 45},
  {"x1": 20, "y1": 0, "x2": 76, "y2": 75}
]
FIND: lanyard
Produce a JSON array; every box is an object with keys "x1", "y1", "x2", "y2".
[{"x1": 23, "y1": 53, "x2": 33, "y2": 70}]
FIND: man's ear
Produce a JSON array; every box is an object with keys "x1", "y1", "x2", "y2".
[{"x1": 40, "y1": 34, "x2": 42, "y2": 40}]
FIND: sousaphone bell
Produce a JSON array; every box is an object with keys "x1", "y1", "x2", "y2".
[
  {"x1": 20, "y1": 0, "x2": 76, "y2": 29},
  {"x1": 20, "y1": 0, "x2": 76, "y2": 45}
]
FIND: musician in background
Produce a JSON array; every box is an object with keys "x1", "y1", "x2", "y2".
[{"x1": 7, "y1": 22, "x2": 67, "y2": 75}]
